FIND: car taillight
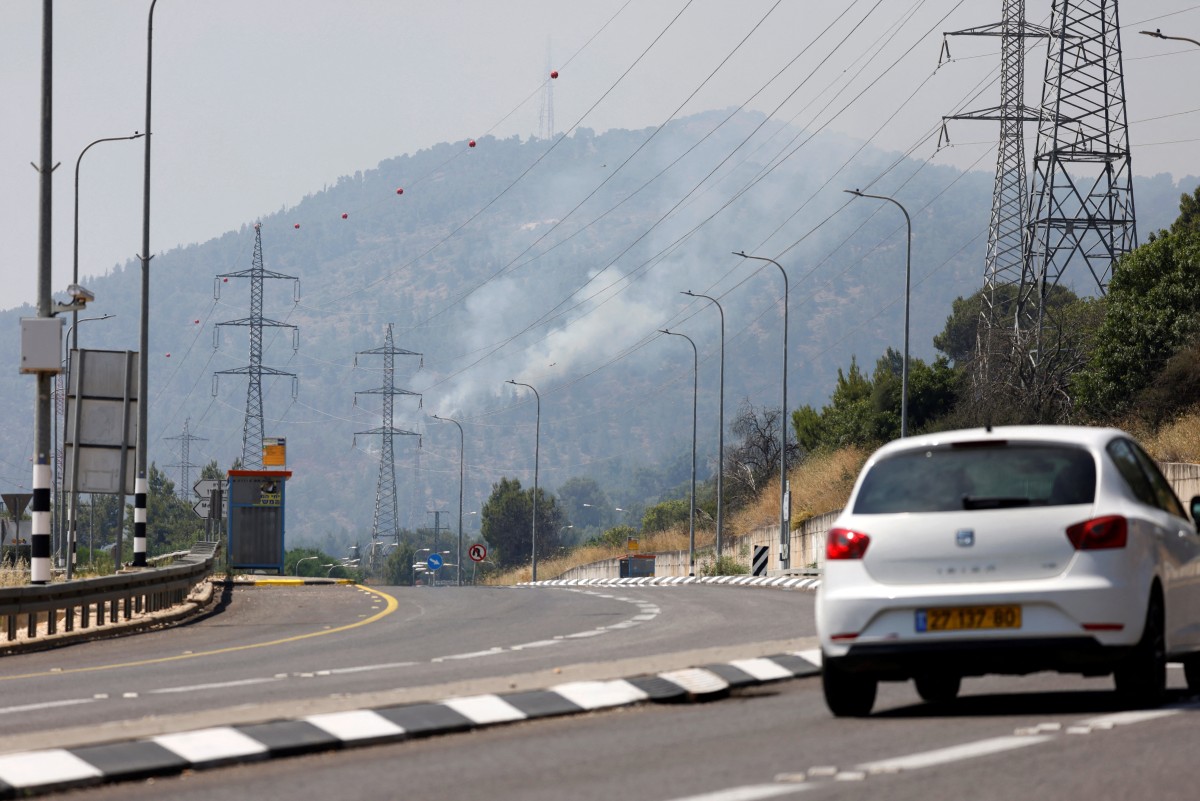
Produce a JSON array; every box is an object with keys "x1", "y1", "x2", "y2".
[
  {"x1": 1066, "y1": 515, "x2": 1128, "y2": 550},
  {"x1": 827, "y1": 527, "x2": 870, "y2": 559}
]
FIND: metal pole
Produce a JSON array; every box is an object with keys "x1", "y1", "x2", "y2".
[
  {"x1": 682, "y1": 290, "x2": 725, "y2": 558},
  {"x1": 134, "y1": 0, "x2": 158, "y2": 569},
  {"x1": 659, "y1": 330, "x2": 697, "y2": 576},
  {"x1": 506, "y1": 380, "x2": 540, "y2": 582},
  {"x1": 433, "y1": 414, "x2": 465, "y2": 586},
  {"x1": 32, "y1": 0, "x2": 55, "y2": 585},
  {"x1": 733, "y1": 252, "x2": 790, "y2": 570},
  {"x1": 844, "y1": 190, "x2": 911, "y2": 438}
]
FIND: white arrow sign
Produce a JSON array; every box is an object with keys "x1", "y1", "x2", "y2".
[
  {"x1": 192, "y1": 496, "x2": 228, "y2": 519},
  {"x1": 193, "y1": 478, "x2": 221, "y2": 498}
]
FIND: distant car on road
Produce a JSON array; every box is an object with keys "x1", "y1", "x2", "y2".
[{"x1": 816, "y1": 425, "x2": 1200, "y2": 716}]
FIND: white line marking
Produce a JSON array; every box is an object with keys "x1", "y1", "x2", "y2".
[
  {"x1": 510, "y1": 640, "x2": 561, "y2": 650},
  {"x1": 551, "y1": 679, "x2": 648, "y2": 710},
  {"x1": 149, "y1": 677, "x2": 281, "y2": 694},
  {"x1": 327, "y1": 661, "x2": 419, "y2": 674},
  {"x1": 663, "y1": 784, "x2": 812, "y2": 801},
  {"x1": 0, "y1": 698, "x2": 95, "y2": 715},
  {"x1": 729, "y1": 658, "x2": 794, "y2": 682},
  {"x1": 856, "y1": 734, "x2": 1053, "y2": 773}
]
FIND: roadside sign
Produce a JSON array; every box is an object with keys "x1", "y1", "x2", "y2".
[
  {"x1": 193, "y1": 478, "x2": 221, "y2": 498},
  {"x1": 192, "y1": 496, "x2": 228, "y2": 519},
  {"x1": 468, "y1": 543, "x2": 487, "y2": 562},
  {"x1": 427, "y1": 553, "x2": 444, "y2": 570}
]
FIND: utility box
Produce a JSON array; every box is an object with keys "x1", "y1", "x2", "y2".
[
  {"x1": 19, "y1": 317, "x2": 64, "y2": 373},
  {"x1": 619, "y1": 554, "x2": 655, "y2": 578},
  {"x1": 227, "y1": 470, "x2": 291, "y2": 573}
]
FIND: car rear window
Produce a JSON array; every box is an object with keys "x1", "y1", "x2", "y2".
[{"x1": 853, "y1": 443, "x2": 1096, "y2": 514}]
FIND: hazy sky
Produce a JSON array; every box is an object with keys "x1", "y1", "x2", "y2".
[{"x1": 2, "y1": 0, "x2": 1198, "y2": 313}]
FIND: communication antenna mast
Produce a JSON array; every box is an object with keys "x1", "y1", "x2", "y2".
[
  {"x1": 1023, "y1": 0, "x2": 1136, "y2": 357},
  {"x1": 538, "y1": 38, "x2": 555, "y2": 140},
  {"x1": 212, "y1": 224, "x2": 300, "y2": 469},
  {"x1": 354, "y1": 323, "x2": 422, "y2": 573},
  {"x1": 164, "y1": 418, "x2": 206, "y2": 500},
  {"x1": 939, "y1": 0, "x2": 1050, "y2": 382}
]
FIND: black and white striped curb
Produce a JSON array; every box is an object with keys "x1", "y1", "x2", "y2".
[
  {"x1": 521, "y1": 575, "x2": 822, "y2": 590},
  {"x1": 0, "y1": 651, "x2": 822, "y2": 798}
]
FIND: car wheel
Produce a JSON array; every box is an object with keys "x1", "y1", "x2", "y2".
[
  {"x1": 1183, "y1": 656, "x2": 1200, "y2": 695},
  {"x1": 1113, "y1": 590, "x2": 1166, "y2": 707},
  {"x1": 914, "y1": 673, "x2": 961, "y2": 704},
  {"x1": 822, "y1": 657, "x2": 877, "y2": 717}
]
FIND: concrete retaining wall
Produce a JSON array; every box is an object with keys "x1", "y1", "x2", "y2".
[{"x1": 553, "y1": 462, "x2": 1200, "y2": 582}]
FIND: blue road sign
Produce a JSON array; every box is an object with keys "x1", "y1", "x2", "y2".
[{"x1": 427, "y1": 553, "x2": 444, "y2": 570}]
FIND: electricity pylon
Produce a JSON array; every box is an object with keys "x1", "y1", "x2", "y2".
[
  {"x1": 164, "y1": 418, "x2": 205, "y2": 500},
  {"x1": 213, "y1": 224, "x2": 300, "y2": 469},
  {"x1": 355, "y1": 323, "x2": 422, "y2": 575},
  {"x1": 1022, "y1": 0, "x2": 1137, "y2": 359},
  {"x1": 939, "y1": 0, "x2": 1050, "y2": 383}
]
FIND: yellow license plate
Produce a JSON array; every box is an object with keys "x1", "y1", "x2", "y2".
[{"x1": 917, "y1": 605, "x2": 1021, "y2": 632}]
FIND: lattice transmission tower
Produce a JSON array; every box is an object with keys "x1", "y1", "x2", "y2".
[
  {"x1": 1022, "y1": 0, "x2": 1136, "y2": 352},
  {"x1": 165, "y1": 418, "x2": 206, "y2": 500},
  {"x1": 213, "y1": 224, "x2": 300, "y2": 469},
  {"x1": 354, "y1": 323, "x2": 422, "y2": 574},
  {"x1": 940, "y1": 0, "x2": 1050, "y2": 382}
]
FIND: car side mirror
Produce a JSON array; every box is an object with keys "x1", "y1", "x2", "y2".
[{"x1": 1191, "y1": 496, "x2": 1200, "y2": 524}]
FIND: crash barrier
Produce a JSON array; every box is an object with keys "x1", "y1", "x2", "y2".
[{"x1": 0, "y1": 541, "x2": 218, "y2": 644}]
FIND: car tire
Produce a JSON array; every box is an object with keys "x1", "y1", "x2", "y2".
[
  {"x1": 914, "y1": 673, "x2": 961, "y2": 704},
  {"x1": 1183, "y1": 656, "x2": 1200, "y2": 694},
  {"x1": 822, "y1": 657, "x2": 877, "y2": 717},
  {"x1": 1113, "y1": 590, "x2": 1166, "y2": 707}
]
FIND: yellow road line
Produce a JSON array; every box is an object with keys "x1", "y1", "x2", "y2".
[{"x1": 0, "y1": 585, "x2": 399, "y2": 681}]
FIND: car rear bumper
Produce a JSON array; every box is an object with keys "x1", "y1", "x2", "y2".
[{"x1": 825, "y1": 637, "x2": 1134, "y2": 680}]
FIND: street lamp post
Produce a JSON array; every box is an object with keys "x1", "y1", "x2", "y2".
[
  {"x1": 1141, "y1": 28, "x2": 1200, "y2": 48},
  {"x1": 295, "y1": 555, "x2": 320, "y2": 576},
  {"x1": 432, "y1": 414, "x2": 465, "y2": 586},
  {"x1": 733, "y1": 251, "x2": 791, "y2": 570},
  {"x1": 506, "y1": 380, "x2": 540, "y2": 582},
  {"x1": 134, "y1": 0, "x2": 160, "y2": 570},
  {"x1": 659, "y1": 329, "x2": 697, "y2": 577},
  {"x1": 682, "y1": 290, "x2": 726, "y2": 558},
  {"x1": 844, "y1": 189, "x2": 912, "y2": 438}
]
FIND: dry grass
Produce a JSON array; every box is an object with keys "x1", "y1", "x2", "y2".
[
  {"x1": 727, "y1": 445, "x2": 869, "y2": 535},
  {"x1": 487, "y1": 446, "x2": 870, "y2": 584},
  {"x1": 1137, "y1": 411, "x2": 1200, "y2": 463},
  {"x1": 0, "y1": 559, "x2": 30, "y2": 588}
]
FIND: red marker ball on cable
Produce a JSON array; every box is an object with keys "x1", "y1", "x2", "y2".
[
  {"x1": 468, "y1": 139, "x2": 476, "y2": 148},
  {"x1": 550, "y1": 70, "x2": 559, "y2": 79},
  {"x1": 294, "y1": 223, "x2": 300, "y2": 229},
  {"x1": 396, "y1": 188, "x2": 404, "y2": 195},
  {"x1": 342, "y1": 213, "x2": 348, "y2": 219}
]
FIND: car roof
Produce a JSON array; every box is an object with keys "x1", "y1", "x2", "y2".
[{"x1": 870, "y1": 425, "x2": 1128, "y2": 460}]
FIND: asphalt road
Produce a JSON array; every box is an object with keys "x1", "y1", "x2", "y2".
[
  {"x1": 0, "y1": 582, "x2": 815, "y2": 747},
  {"x1": 9, "y1": 583, "x2": 1199, "y2": 801},
  {"x1": 30, "y1": 665, "x2": 1200, "y2": 801}
]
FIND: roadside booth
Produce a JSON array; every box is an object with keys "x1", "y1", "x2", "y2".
[{"x1": 227, "y1": 470, "x2": 291, "y2": 573}]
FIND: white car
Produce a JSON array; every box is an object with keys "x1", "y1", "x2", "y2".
[{"x1": 815, "y1": 425, "x2": 1200, "y2": 716}]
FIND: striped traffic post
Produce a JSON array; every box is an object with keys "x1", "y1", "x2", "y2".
[
  {"x1": 133, "y1": 474, "x2": 148, "y2": 567},
  {"x1": 31, "y1": 460, "x2": 52, "y2": 584}
]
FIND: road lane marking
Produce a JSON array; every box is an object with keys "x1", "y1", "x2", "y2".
[
  {"x1": 0, "y1": 698, "x2": 95, "y2": 715},
  {"x1": 0, "y1": 585, "x2": 399, "y2": 681},
  {"x1": 665, "y1": 784, "x2": 812, "y2": 801},
  {"x1": 148, "y1": 677, "x2": 282, "y2": 694},
  {"x1": 856, "y1": 735, "x2": 1054, "y2": 773}
]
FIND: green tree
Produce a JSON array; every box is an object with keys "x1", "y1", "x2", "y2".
[
  {"x1": 480, "y1": 477, "x2": 566, "y2": 568},
  {"x1": 1074, "y1": 231, "x2": 1200, "y2": 419},
  {"x1": 1170, "y1": 183, "x2": 1200, "y2": 236},
  {"x1": 641, "y1": 499, "x2": 688, "y2": 533},
  {"x1": 124, "y1": 463, "x2": 204, "y2": 555}
]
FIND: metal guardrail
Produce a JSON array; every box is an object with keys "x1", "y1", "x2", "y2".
[{"x1": 0, "y1": 542, "x2": 218, "y2": 644}]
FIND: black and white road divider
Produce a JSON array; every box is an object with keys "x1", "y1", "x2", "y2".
[
  {"x1": 0, "y1": 651, "x2": 821, "y2": 797},
  {"x1": 521, "y1": 575, "x2": 821, "y2": 590}
]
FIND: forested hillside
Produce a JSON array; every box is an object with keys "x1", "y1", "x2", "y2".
[{"x1": 1, "y1": 110, "x2": 1194, "y2": 556}]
